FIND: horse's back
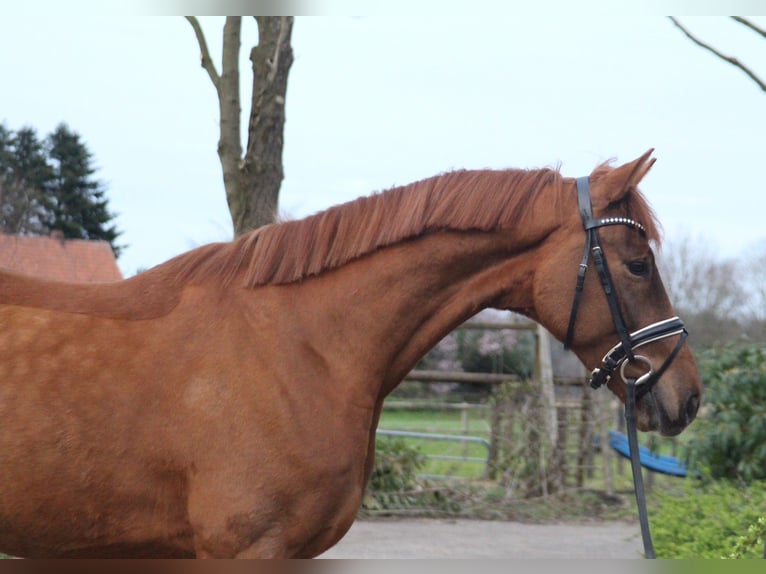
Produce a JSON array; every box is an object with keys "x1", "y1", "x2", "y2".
[{"x1": 0, "y1": 266, "x2": 182, "y2": 320}]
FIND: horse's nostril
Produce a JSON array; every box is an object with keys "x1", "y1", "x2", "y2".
[{"x1": 686, "y1": 393, "x2": 700, "y2": 423}]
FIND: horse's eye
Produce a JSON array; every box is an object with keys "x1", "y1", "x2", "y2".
[{"x1": 627, "y1": 260, "x2": 649, "y2": 276}]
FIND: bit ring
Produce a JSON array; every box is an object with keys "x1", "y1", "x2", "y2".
[{"x1": 620, "y1": 354, "x2": 654, "y2": 386}]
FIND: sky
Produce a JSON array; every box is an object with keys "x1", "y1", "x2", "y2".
[{"x1": 0, "y1": 8, "x2": 764, "y2": 277}]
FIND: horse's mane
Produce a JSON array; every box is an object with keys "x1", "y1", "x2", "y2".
[
  {"x1": 0, "y1": 163, "x2": 661, "y2": 321},
  {"x1": 166, "y1": 164, "x2": 660, "y2": 289},
  {"x1": 167, "y1": 168, "x2": 564, "y2": 288}
]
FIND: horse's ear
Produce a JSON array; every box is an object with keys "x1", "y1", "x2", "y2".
[{"x1": 593, "y1": 148, "x2": 656, "y2": 206}]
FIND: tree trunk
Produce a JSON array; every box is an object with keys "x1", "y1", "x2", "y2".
[
  {"x1": 217, "y1": 17, "x2": 244, "y2": 233},
  {"x1": 237, "y1": 16, "x2": 294, "y2": 235},
  {"x1": 187, "y1": 16, "x2": 294, "y2": 236}
]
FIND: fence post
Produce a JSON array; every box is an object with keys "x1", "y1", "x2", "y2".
[
  {"x1": 600, "y1": 388, "x2": 615, "y2": 496},
  {"x1": 576, "y1": 366, "x2": 593, "y2": 487},
  {"x1": 487, "y1": 399, "x2": 500, "y2": 480},
  {"x1": 461, "y1": 403, "x2": 470, "y2": 459},
  {"x1": 535, "y1": 324, "x2": 559, "y2": 493},
  {"x1": 535, "y1": 324, "x2": 558, "y2": 448},
  {"x1": 486, "y1": 385, "x2": 512, "y2": 480}
]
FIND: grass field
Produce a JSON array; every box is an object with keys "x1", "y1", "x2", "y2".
[
  {"x1": 378, "y1": 404, "x2": 491, "y2": 478},
  {"x1": 377, "y1": 401, "x2": 687, "y2": 486},
  {"x1": 379, "y1": 405, "x2": 491, "y2": 434}
]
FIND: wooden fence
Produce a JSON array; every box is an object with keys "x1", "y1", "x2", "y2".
[{"x1": 378, "y1": 316, "x2": 620, "y2": 495}]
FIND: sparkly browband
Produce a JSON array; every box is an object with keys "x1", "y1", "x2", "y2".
[{"x1": 585, "y1": 217, "x2": 646, "y2": 234}]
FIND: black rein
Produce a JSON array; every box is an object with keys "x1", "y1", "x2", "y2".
[{"x1": 565, "y1": 176, "x2": 690, "y2": 559}]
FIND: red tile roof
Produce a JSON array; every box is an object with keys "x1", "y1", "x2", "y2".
[{"x1": 0, "y1": 233, "x2": 122, "y2": 283}]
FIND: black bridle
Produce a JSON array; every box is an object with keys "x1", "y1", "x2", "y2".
[
  {"x1": 565, "y1": 176, "x2": 689, "y2": 559},
  {"x1": 564, "y1": 177, "x2": 688, "y2": 390}
]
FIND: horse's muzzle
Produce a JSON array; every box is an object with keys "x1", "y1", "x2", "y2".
[{"x1": 646, "y1": 385, "x2": 700, "y2": 437}]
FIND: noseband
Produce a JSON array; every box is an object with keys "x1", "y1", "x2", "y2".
[
  {"x1": 564, "y1": 176, "x2": 690, "y2": 559},
  {"x1": 564, "y1": 176, "x2": 688, "y2": 398}
]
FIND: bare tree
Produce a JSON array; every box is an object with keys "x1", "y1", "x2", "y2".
[
  {"x1": 658, "y1": 233, "x2": 747, "y2": 347},
  {"x1": 739, "y1": 239, "x2": 766, "y2": 337},
  {"x1": 0, "y1": 174, "x2": 46, "y2": 235},
  {"x1": 668, "y1": 17, "x2": 766, "y2": 93},
  {"x1": 186, "y1": 17, "x2": 294, "y2": 235}
]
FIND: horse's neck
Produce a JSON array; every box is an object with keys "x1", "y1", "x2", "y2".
[{"x1": 302, "y1": 229, "x2": 542, "y2": 400}]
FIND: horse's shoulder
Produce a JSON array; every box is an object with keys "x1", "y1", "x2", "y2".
[{"x1": 0, "y1": 267, "x2": 183, "y2": 320}]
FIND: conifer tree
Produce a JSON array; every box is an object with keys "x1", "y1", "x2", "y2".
[
  {"x1": 0, "y1": 125, "x2": 52, "y2": 235},
  {"x1": 0, "y1": 123, "x2": 122, "y2": 256},
  {"x1": 46, "y1": 124, "x2": 121, "y2": 255}
]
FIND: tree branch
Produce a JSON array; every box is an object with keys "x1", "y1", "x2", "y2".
[
  {"x1": 731, "y1": 16, "x2": 766, "y2": 40},
  {"x1": 668, "y1": 17, "x2": 766, "y2": 93},
  {"x1": 218, "y1": 17, "x2": 244, "y2": 223},
  {"x1": 185, "y1": 16, "x2": 221, "y2": 93}
]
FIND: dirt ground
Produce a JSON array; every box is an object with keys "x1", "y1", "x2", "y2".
[{"x1": 319, "y1": 518, "x2": 644, "y2": 559}]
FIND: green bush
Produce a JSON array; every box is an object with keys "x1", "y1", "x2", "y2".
[
  {"x1": 365, "y1": 437, "x2": 426, "y2": 510},
  {"x1": 729, "y1": 517, "x2": 766, "y2": 559},
  {"x1": 684, "y1": 344, "x2": 766, "y2": 481},
  {"x1": 652, "y1": 479, "x2": 766, "y2": 558},
  {"x1": 362, "y1": 437, "x2": 460, "y2": 515},
  {"x1": 363, "y1": 437, "x2": 432, "y2": 512}
]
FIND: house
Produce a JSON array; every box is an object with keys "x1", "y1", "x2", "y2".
[{"x1": 0, "y1": 232, "x2": 122, "y2": 283}]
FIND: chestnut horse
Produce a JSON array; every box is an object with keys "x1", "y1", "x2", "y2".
[{"x1": 0, "y1": 150, "x2": 700, "y2": 558}]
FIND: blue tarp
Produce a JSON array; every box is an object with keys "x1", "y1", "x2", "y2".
[{"x1": 608, "y1": 430, "x2": 687, "y2": 477}]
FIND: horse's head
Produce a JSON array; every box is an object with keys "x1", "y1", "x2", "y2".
[{"x1": 533, "y1": 150, "x2": 702, "y2": 436}]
